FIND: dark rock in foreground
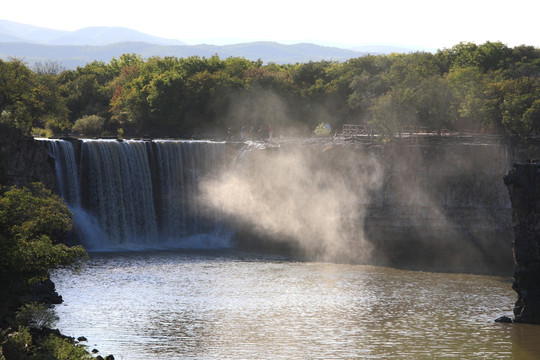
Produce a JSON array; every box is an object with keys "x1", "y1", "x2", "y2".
[
  {"x1": 494, "y1": 315, "x2": 513, "y2": 323},
  {"x1": 504, "y1": 163, "x2": 540, "y2": 324}
]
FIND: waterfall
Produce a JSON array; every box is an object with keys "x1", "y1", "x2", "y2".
[
  {"x1": 46, "y1": 139, "x2": 107, "y2": 248},
  {"x1": 81, "y1": 140, "x2": 159, "y2": 245},
  {"x1": 47, "y1": 139, "x2": 81, "y2": 206},
  {"x1": 154, "y1": 140, "x2": 225, "y2": 238},
  {"x1": 44, "y1": 138, "x2": 228, "y2": 250}
]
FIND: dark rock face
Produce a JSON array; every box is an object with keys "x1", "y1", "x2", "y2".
[
  {"x1": 504, "y1": 163, "x2": 540, "y2": 324},
  {"x1": 20, "y1": 279, "x2": 63, "y2": 305},
  {"x1": 0, "y1": 124, "x2": 56, "y2": 189}
]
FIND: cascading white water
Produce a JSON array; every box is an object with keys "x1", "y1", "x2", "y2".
[
  {"x1": 47, "y1": 139, "x2": 81, "y2": 206},
  {"x1": 44, "y1": 138, "x2": 227, "y2": 250},
  {"x1": 82, "y1": 140, "x2": 159, "y2": 245},
  {"x1": 46, "y1": 139, "x2": 107, "y2": 248},
  {"x1": 153, "y1": 140, "x2": 225, "y2": 239}
]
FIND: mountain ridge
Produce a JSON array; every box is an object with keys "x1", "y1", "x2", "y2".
[
  {"x1": 0, "y1": 19, "x2": 425, "y2": 68},
  {"x1": 0, "y1": 19, "x2": 185, "y2": 46},
  {"x1": 0, "y1": 41, "x2": 373, "y2": 68}
]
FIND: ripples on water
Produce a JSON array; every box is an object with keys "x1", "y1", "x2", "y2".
[{"x1": 51, "y1": 250, "x2": 540, "y2": 360}]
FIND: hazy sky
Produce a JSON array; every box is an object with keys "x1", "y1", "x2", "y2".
[{"x1": 3, "y1": 0, "x2": 539, "y2": 49}]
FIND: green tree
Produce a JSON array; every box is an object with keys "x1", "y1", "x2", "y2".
[
  {"x1": 348, "y1": 56, "x2": 392, "y2": 119},
  {"x1": 31, "y1": 72, "x2": 70, "y2": 133},
  {"x1": 0, "y1": 58, "x2": 37, "y2": 134},
  {"x1": 498, "y1": 78, "x2": 540, "y2": 135},
  {"x1": 109, "y1": 53, "x2": 144, "y2": 76},
  {"x1": 145, "y1": 69, "x2": 187, "y2": 133},
  {"x1": 0, "y1": 182, "x2": 90, "y2": 360},
  {"x1": 370, "y1": 52, "x2": 455, "y2": 133},
  {"x1": 0, "y1": 58, "x2": 70, "y2": 135},
  {"x1": 436, "y1": 41, "x2": 512, "y2": 73},
  {"x1": 0, "y1": 183, "x2": 87, "y2": 301},
  {"x1": 181, "y1": 69, "x2": 244, "y2": 135},
  {"x1": 386, "y1": 52, "x2": 441, "y2": 87},
  {"x1": 369, "y1": 92, "x2": 403, "y2": 138},
  {"x1": 109, "y1": 69, "x2": 152, "y2": 135},
  {"x1": 414, "y1": 76, "x2": 457, "y2": 132},
  {"x1": 58, "y1": 60, "x2": 117, "y2": 134},
  {"x1": 223, "y1": 57, "x2": 256, "y2": 78},
  {"x1": 446, "y1": 66, "x2": 487, "y2": 132},
  {"x1": 0, "y1": 183, "x2": 90, "y2": 360}
]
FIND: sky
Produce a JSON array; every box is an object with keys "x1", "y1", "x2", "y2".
[{"x1": 2, "y1": 0, "x2": 539, "y2": 49}]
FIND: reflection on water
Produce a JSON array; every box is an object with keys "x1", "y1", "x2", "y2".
[
  {"x1": 511, "y1": 323, "x2": 540, "y2": 360},
  {"x1": 51, "y1": 250, "x2": 538, "y2": 359}
]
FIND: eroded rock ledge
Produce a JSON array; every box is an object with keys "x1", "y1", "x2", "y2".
[
  {"x1": 504, "y1": 163, "x2": 540, "y2": 323},
  {"x1": 0, "y1": 124, "x2": 56, "y2": 190}
]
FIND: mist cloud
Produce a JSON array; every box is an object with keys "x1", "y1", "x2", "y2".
[{"x1": 201, "y1": 142, "x2": 383, "y2": 263}]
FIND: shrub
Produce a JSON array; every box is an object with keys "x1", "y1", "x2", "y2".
[
  {"x1": 1, "y1": 326, "x2": 33, "y2": 360},
  {"x1": 41, "y1": 334, "x2": 91, "y2": 360},
  {"x1": 15, "y1": 303, "x2": 59, "y2": 330},
  {"x1": 31, "y1": 127, "x2": 54, "y2": 138},
  {"x1": 71, "y1": 115, "x2": 105, "y2": 136},
  {"x1": 0, "y1": 326, "x2": 91, "y2": 360}
]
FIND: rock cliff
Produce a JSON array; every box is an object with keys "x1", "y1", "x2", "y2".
[
  {"x1": 0, "y1": 124, "x2": 56, "y2": 189},
  {"x1": 504, "y1": 163, "x2": 540, "y2": 324}
]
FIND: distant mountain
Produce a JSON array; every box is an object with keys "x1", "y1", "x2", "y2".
[
  {"x1": 0, "y1": 41, "x2": 369, "y2": 68},
  {"x1": 0, "y1": 20, "x2": 67, "y2": 43},
  {"x1": 350, "y1": 45, "x2": 437, "y2": 54},
  {"x1": 0, "y1": 19, "x2": 184, "y2": 46},
  {"x1": 46, "y1": 27, "x2": 185, "y2": 46},
  {"x1": 2, "y1": 19, "x2": 427, "y2": 67}
]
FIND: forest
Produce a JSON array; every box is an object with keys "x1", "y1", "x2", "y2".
[{"x1": 1, "y1": 41, "x2": 540, "y2": 139}]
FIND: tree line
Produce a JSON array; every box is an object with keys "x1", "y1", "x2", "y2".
[{"x1": 1, "y1": 41, "x2": 539, "y2": 139}]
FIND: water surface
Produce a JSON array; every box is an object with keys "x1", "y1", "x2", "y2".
[{"x1": 51, "y1": 250, "x2": 540, "y2": 359}]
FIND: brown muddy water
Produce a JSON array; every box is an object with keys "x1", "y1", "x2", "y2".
[{"x1": 51, "y1": 250, "x2": 540, "y2": 360}]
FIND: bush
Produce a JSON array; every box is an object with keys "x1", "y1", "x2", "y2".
[
  {"x1": 15, "y1": 303, "x2": 59, "y2": 330},
  {"x1": 0, "y1": 183, "x2": 87, "y2": 293},
  {"x1": 1, "y1": 326, "x2": 33, "y2": 360},
  {"x1": 40, "y1": 334, "x2": 91, "y2": 360},
  {"x1": 0, "y1": 326, "x2": 91, "y2": 360},
  {"x1": 71, "y1": 115, "x2": 105, "y2": 136},
  {"x1": 31, "y1": 127, "x2": 54, "y2": 138}
]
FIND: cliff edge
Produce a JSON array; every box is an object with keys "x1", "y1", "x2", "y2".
[
  {"x1": 0, "y1": 124, "x2": 56, "y2": 189},
  {"x1": 504, "y1": 163, "x2": 540, "y2": 323}
]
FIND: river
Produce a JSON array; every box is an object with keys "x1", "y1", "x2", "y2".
[{"x1": 50, "y1": 250, "x2": 540, "y2": 360}]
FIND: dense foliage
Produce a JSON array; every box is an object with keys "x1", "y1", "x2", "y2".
[
  {"x1": 0, "y1": 183, "x2": 86, "y2": 293},
  {"x1": 1, "y1": 42, "x2": 539, "y2": 139},
  {"x1": 0, "y1": 183, "x2": 89, "y2": 360}
]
